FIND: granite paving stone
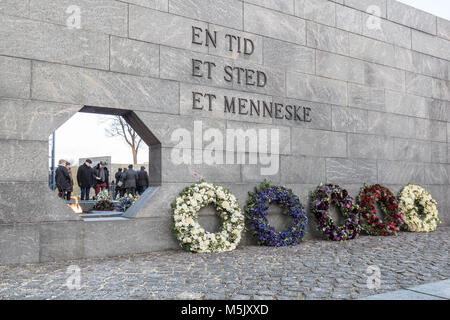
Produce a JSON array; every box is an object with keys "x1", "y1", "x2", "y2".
[{"x1": 0, "y1": 228, "x2": 448, "y2": 300}]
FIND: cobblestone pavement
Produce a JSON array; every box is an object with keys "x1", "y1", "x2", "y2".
[{"x1": 1, "y1": 228, "x2": 449, "y2": 300}]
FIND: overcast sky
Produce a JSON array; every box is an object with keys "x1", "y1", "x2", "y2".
[
  {"x1": 53, "y1": 113, "x2": 149, "y2": 166},
  {"x1": 53, "y1": 0, "x2": 449, "y2": 165},
  {"x1": 399, "y1": 0, "x2": 450, "y2": 20}
]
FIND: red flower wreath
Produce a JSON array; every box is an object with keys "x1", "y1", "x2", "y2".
[{"x1": 357, "y1": 184, "x2": 404, "y2": 236}]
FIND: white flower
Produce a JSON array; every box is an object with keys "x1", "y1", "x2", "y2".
[
  {"x1": 217, "y1": 190, "x2": 226, "y2": 200},
  {"x1": 193, "y1": 193, "x2": 202, "y2": 201},
  {"x1": 398, "y1": 185, "x2": 440, "y2": 233},
  {"x1": 222, "y1": 201, "x2": 231, "y2": 211},
  {"x1": 173, "y1": 182, "x2": 244, "y2": 253}
]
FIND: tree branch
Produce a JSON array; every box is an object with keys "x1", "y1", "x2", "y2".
[{"x1": 105, "y1": 116, "x2": 145, "y2": 163}]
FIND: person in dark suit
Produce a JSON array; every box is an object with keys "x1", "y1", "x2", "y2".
[
  {"x1": 93, "y1": 161, "x2": 109, "y2": 197},
  {"x1": 55, "y1": 159, "x2": 71, "y2": 200},
  {"x1": 114, "y1": 168, "x2": 123, "y2": 199},
  {"x1": 119, "y1": 168, "x2": 128, "y2": 198},
  {"x1": 65, "y1": 161, "x2": 74, "y2": 200},
  {"x1": 77, "y1": 159, "x2": 95, "y2": 200},
  {"x1": 137, "y1": 166, "x2": 149, "y2": 195},
  {"x1": 123, "y1": 164, "x2": 138, "y2": 196}
]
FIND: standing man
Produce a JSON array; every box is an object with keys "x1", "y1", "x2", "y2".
[
  {"x1": 94, "y1": 161, "x2": 109, "y2": 197},
  {"x1": 114, "y1": 168, "x2": 123, "y2": 199},
  {"x1": 65, "y1": 161, "x2": 74, "y2": 200},
  {"x1": 120, "y1": 168, "x2": 128, "y2": 198},
  {"x1": 77, "y1": 159, "x2": 94, "y2": 200},
  {"x1": 137, "y1": 166, "x2": 149, "y2": 195},
  {"x1": 55, "y1": 159, "x2": 71, "y2": 199},
  {"x1": 123, "y1": 164, "x2": 138, "y2": 196}
]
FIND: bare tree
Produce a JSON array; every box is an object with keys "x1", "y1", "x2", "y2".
[{"x1": 105, "y1": 116, "x2": 142, "y2": 165}]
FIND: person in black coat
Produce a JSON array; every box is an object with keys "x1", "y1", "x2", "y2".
[
  {"x1": 119, "y1": 168, "x2": 127, "y2": 198},
  {"x1": 114, "y1": 168, "x2": 123, "y2": 199},
  {"x1": 93, "y1": 161, "x2": 109, "y2": 197},
  {"x1": 123, "y1": 164, "x2": 138, "y2": 196},
  {"x1": 77, "y1": 159, "x2": 95, "y2": 200},
  {"x1": 55, "y1": 160, "x2": 71, "y2": 200},
  {"x1": 65, "y1": 161, "x2": 74, "y2": 200},
  {"x1": 137, "y1": 166, "x2": 149, "y2": 195}
]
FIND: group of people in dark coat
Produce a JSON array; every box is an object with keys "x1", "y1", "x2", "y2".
[
  {"x1": 76, "y1": 159, "x2": 110, "y2": 200},
  {"x1": 114, "y1": 165, "x2": 149, "y2": 199},
  {"x1": 55, "y1": 159, "x2": 74, "y2": 200},
  {"x1": 55, "y1": 159, "x2": 149, "y2": 201}
]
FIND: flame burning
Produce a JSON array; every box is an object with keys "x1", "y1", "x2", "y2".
[{"x1": 68, "y1": 196, "x2": 83, "y2": 214}]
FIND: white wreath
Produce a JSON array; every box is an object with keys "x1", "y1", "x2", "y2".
[
  {"x1": 172, "y1": 182, "x2": 245, "y2": 253},
  {"x1": 398, "y1": 185, "x2": 441, "y2": 232}
]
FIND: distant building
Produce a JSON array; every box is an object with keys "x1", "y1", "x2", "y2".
[
  {"x1": 78, "y1": 156, "x2": 112, "y2": 172},
  {"x1": 77, "y1": 157, "x2": 149, "y2": 184}
]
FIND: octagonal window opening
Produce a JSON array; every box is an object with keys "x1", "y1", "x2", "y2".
[{"x1": 48, "y1": 106, "x2": 161, "y2": 220}]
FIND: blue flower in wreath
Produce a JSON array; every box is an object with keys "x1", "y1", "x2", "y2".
[{"x1": 244, "y1": 180, "x2": 308, "y2": 247}]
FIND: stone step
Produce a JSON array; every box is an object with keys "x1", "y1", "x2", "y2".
[
  {"x1": 79, "y1": 211, "x2": 123, "y2": 218},
  {"x1": 82, "y1": 217, "x2": 130, "y2": 222}
]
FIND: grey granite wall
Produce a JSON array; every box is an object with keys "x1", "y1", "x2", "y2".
[{"x1": 1, "y1": 0, "x2": 449, "y2": 264}]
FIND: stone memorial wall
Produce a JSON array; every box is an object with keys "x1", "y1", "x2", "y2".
[{"x1": 0, "y1": 0, "x2": 449, "y2": 264}]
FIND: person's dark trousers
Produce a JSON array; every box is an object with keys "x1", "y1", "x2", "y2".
[
  {"x1": 139, "y1": 186, "x2": 147, "y2": 195},
  {"x1": 114, "y1": 187, "x2": 120, "y2": 200},
  {"x1": 65, "y1": 191, "x2": 72, "y2": 201},
  {"x1": 80, "y1": 187, "x2": 90, "y2": 200},
  {"x1": 95, "y1": 182, "x2": 107, "y2": 196},
  {"x1": 119, "y1": 188, "x2": 126, "y2": 198},
  {"x1": 126, "y1": 187, "x2": 136, "y2": 196}
]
